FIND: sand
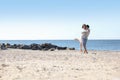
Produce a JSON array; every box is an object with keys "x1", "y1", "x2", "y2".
[{"x1": 0, "y1": 49, "x2": 120, "y2": 80}]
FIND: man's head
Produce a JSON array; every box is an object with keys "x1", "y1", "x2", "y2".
[{"x1": 86, "y1": 25, "x2": 90, "y2": 29}]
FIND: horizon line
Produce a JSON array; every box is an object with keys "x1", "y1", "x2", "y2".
[{"x1": 0, "y1": 39, "x2": 120, "y2": 40}]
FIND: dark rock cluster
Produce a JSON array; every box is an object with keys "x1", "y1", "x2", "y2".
[{"x1": 0, "y1": 43, "x2": 75, "y2": 51}]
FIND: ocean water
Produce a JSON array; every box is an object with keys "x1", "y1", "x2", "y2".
[{"x1": 0, "y1": 40, "x2": 120, "y2": 51}]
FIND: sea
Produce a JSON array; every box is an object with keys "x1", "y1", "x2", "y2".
[{"x1": 0, "y1": 40, "x2": 120, "y2": 51}]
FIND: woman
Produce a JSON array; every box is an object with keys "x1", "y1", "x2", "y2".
[{"x1": 75, "y1": 24, "x2": 90, "y2": 53}]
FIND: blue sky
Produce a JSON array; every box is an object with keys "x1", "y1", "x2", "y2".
[{"x1": 0, "y1": 0, "x2": 120, "y2": 40}]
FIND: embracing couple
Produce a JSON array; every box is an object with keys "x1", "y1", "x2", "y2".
[{"x1": 75, "y1": 24, "x2": 90, "y2": 54}]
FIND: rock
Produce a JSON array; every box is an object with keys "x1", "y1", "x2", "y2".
[
  {"x1": 57, "y1": 47, "x2": 67, "y2": 50},
  {"x1": 31, "y1": 44, "x2": 38, "y2": 50},
  {"x1": 9, "y1": 44, "x2": 17, "y2": 49},
  {"x1": 0, "y1": 43, "x2": 1, "y2": 49},
  {"x1": 1, "y1": 43, "x2": 7, "y2": 50},
  {"x1": 41, "y1": 43, "x2": 57, "y2": 49},
  {"x1": 43, "y1": 48, "x2": 50, "y2": 51},
  {"x1": 6, "y1": 43, "x2": 11, "y2": 48},
  {"x1": 0, "y1": 43, "x2": 75, "y2": 51},
  {"x1": 22, "y1": 45, "x2": 31, "y2": 49},
  {"x1": 13, "y1": 44, "x2": 18, "y2": 48},
  {"x1": 38, "y1": 45, "x2": 43, "y2": 50},
  {"x1": 68, "y1": 48, "x2": 75, "y2": 50},
  {"x1": 49, "y1": 48, "x2": 56, "y2": 51},
  {"x1": 17, "y1": 44, "x2": 24, "y2": 49}
]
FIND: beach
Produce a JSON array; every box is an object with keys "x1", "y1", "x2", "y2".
[{"x1": 0, "y1": 49, "x2": 120, "y2": 80}]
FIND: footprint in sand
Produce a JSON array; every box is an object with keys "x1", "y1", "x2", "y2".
[
  {"x1": 1, "y1": 64, "x2": 9, "y2": 67},
  {"x1": 16, "y1": 66, "x2": 25, "y2": 72}
]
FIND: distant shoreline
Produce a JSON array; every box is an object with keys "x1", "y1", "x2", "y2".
[{"x1": 0, "y1": 40, "x2": 120, "y2": 51}]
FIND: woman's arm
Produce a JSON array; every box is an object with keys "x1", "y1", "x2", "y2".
[{"x1": 81, "y1": 29, "x2": 88, "y2": 33}]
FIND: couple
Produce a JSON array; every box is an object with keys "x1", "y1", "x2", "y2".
[{"x1": 75, "y1": 24, "x2": 90, "y2": 53}]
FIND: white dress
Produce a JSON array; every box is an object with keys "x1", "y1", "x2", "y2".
[{"x1": 78, "y1": 28, "x2": 90, "y2": 43}]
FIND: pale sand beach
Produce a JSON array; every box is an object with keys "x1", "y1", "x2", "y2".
[{"x1": 0, "y1": 49, "x2": 120, "y2": 80}]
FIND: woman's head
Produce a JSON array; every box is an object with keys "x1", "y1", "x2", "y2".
[{"x1": 82, "y1": 24, "x2": 86, "y2": 28}]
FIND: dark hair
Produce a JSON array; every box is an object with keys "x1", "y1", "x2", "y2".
[
  {"x1": 82, "y1": 24, "x2": 86, "y2": 28},
  {"x1": 86, "y1": 25, "x2": 90, "y2": 28}
]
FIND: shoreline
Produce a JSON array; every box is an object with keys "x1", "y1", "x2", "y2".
[
  {"x1": 1, "y1": 47, "x2": 120, "y2": 51},
  {"x1": 0, "y1": 40, "x2": 120, "y2": 51}
]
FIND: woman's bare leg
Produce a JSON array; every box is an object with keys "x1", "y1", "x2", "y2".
[
  {"x1": 80, "y1": 42, "x2": 83, "y2": 52},
  {"x1": 75, "y1": 38, "x2": 83, "y2": 52}
]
